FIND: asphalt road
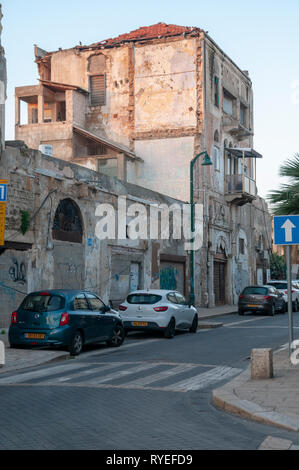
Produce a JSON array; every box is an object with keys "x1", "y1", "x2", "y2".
[{"x1": 1, "y1": 312, "x2": 299, "y2": 450}]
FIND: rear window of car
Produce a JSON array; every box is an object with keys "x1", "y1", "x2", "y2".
[
  {"x1": 268, "y1": 283, "x2": 287, "y2": 290},
  {"x1": 20, "y1": 294, "x2": 65, "y2": 312},
  {"x1": 242, "y1": 287, "x2": 268, "y2": 296},
  {"x1": 127, "y1": 294, "x2": 162, "y2": 305}
]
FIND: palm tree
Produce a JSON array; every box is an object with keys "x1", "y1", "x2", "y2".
[{"x1": 267, "y1": 153, "x2": 299, "y2": 215}]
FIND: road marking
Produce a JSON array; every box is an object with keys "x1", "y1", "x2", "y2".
[
  {"x1": 121, "y1": 364, "x2": 197, "y2": 387},
  {"x1": 160, "y1": 366, "x2": 242, "y2": 392},
  {"x1": 81, "y1": 362, "x2": 159, "y2": 385},
  {"x1": 42, "y1": 362, "x2": 124, "y2": 384},
  {"x1": 258, "y1": 436, "x2": 293, "y2": 450},
  {"x1": 0, "y1": 361, "x2": 89, "y2": 385},
  {"x1": 224, "y1": 317, "x2": 275, "y2": 327}
]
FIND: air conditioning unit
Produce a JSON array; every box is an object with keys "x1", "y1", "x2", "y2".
[{"x1": 39, "y1": 144, "x2": 53, "y2": 157}]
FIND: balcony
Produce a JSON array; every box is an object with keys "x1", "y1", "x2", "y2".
[
  {"x1": 225, "y1": 174, "x2": 257, "y2": 206},
  {"x1": 224, "y1": 147, "x2": 262, "y2": 206}
]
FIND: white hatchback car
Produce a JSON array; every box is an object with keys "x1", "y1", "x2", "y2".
[
  {"x1": 118, "y1": 290, "x2": 199, "y2": 338},
  {"x1": 267, "y1": 281, "x2": 299, "y2": 311}
]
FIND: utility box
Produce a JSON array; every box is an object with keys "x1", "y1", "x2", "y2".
[{"x1": 251, "y1": 348, "x2": 273, "y2": 380}]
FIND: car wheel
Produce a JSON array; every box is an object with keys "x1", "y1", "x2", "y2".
[
  {"x1": 238, "y1": 309, "x2": 244, "y2": 315},
  {"x1": 164, "y1": 318, "x2": 176, "y2": 339},
  {"x1": 295, "y1": 300, "x2": 299, "y2": 312},
  {"x1": 69, "y1": 330, "x2": 83, "y2": 356},
  {"x1": 189, "y1": 314, "x2": 198, "y2": 333},
  {"x1": 107, "y1": 324, "x2": 125, "y2": 347},
  {"x1": 269, "y1": 304, "x2": 275, "y2": 316}
]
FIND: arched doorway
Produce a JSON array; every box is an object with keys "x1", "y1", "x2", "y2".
[
  {"x1": 213, "y1": 243, "x2": 228, "y2": 305},
  {"x1": 52, "y1": 198, "x2": 85, "y2": 289}
]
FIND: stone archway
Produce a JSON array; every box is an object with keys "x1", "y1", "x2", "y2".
[{"x1": 52, "y1": 198, "x2": 85, "y2": 289}]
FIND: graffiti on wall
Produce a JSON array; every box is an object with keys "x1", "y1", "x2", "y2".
[{"x1": 9, "y1": 259, "x2": 26, "y2": 285}]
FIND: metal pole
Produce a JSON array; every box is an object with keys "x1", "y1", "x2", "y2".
[{"x1": 287, "y1": 245, "x2": 293, "y2": 357}]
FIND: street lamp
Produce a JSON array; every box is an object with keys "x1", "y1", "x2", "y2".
[{"x1": 189, "y1": 151, "x2": 212, "y2": 306}]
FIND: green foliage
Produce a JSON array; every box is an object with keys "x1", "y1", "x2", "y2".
[
  {"x1": 20, "y1": 210, "x2": 30, "y2": 235},
  {"x1": 270, "y1": 252, "x2": 286, "y2": 280},
  {"x1": 267, "y1": 154, "x2": 299, "y2": 215}
]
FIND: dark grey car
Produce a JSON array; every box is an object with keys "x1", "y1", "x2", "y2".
[{"x1": 238, "y1": 285, "x2": 286, "y2": 316}]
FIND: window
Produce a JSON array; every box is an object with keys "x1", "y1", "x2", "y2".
[
  {"x1": 240, "y1": 104, "x2": 247, "y2": 127},
  {"x1": 175, "y1": 293, "x2": 187, "y2": 305},
  {"x1": 166, "y1": 293, "x2": 178, "y2": 304},
  {"x1": 73, "y1": 294, "x2": 89, "y2": 310},
  {"x1": 127, "y1": 294, "x2": 162, "y2": 304},
  {"x1": 242, "y1": 287, "x2": 268, "y2": 296},
  {"x1": 90, "y1": 75, "x2": 106, "y2": 106},
  {"x1": 98, "y1": 158, "x2": 118, "y2": 178},
  {"x1": 214, "y1": 76, "x2": 219, "y2": 107},
  {"x1": 223, "y1": 90, "x2": 234, "y2": 116},
  {"x1": 214, "y1": 146, "x2": 220, "y2": 171},
  {"x1": 32, "y1": 108, "x2": 38, "y2": 124},
  {"x1": 21, "y1": 294, "x2": 65, "y2": 312},
  {"x1": 239, "y1": 238, "x2": 245, "y2": 255},
  {"x1": 85, "y1": 294, "x2": 106, "y2": 311}
]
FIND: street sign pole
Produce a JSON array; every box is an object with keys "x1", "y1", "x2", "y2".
[
  {"x1": 273, "y1": 214, "x2": 299, "y2": 360},
  {"x1": 287, "y1": 245, "x2": 294, "y2": 357}
]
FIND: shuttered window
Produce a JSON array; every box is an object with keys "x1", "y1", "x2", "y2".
[{"x1": 90, "y1": 74, "x2": 106, "y2": 106}]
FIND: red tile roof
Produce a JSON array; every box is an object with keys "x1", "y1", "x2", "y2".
[{"x1": 91, "y1": 23, "x2": 202, "y2": 47}]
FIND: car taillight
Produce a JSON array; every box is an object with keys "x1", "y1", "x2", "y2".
[
  {"x1": 118, "y1": 305, "x2": 127, "y2": 311},
  {"x1": 239, "y1": 295, "x2": 244, "y2": 299},
  {"x1": 154, "y1": 306, "x2": 168, "y2": 312},
  {"x1": 11, "y1": 311, "x2": 18, "y2": 324},
  {"x1": 264, "y1": 295, "x2": 271, "y2": 300},
  {"x1": 40, "y1": 292, "x2": 50, "y2": 296},
  {"x1": 284, "y1": 290, "x2": 294, "y2": 294},
  {"x1": 60, "y1": 312, "x2": 69, "y2": 326}
]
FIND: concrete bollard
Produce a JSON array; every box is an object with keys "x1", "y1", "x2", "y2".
[
  {"x1": 251, "y1": 348, "x2": 273, "y2": 380},
  {"x1": 0, "y1": 340, "x2": 4, "y2": 368}
]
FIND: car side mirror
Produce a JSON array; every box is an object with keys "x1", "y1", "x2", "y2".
[{"x1": 104, "y1": 305, "x2": 111, "y2": 312}]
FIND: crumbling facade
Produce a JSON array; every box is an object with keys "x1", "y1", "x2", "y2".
[
  {"x1": 14, "y1": 22, "x2": 272, "y2": 308},
  {"x1": 0, "y1": 143, "x2": 190, "y2": 327}
]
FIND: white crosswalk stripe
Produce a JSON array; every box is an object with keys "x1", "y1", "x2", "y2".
[
  {"x1": 81, "y1": 363, "x2": 159, "y2": 385},
  {"x1": 0, "y1": 361, "x2": 242, "y2": 392},
  {"x1": 160, "y1": 366, "x2": 242, "y2": 392},
  {"x1": 121, "y1": 364, "x2": 197, "y2": 387}
]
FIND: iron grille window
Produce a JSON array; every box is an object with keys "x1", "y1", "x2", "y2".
[{"x1": 90, "y1": 74, "x2": 106, "y2": 106}]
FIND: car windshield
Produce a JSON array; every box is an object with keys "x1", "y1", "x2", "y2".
[
  {"x1": 20, "y1": 294, "x2": 65, "y2": 312},
  {"x1": 242, "y1": 287, "x2": 268, "y2": 296},
  {"x1": 268, "y1": 283, "x2": 287, "y2": 290},
  {"x1": 127, "y1": 294, "x2": 162, "y2": 304}
]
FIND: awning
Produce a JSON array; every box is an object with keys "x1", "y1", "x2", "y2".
[
  {"x1": 73, "y1": 125, "x2": 143, "y2": 161},
  {"x1": 40, "y1": 79, "x2": 89, "y2": 95},
  {"x1": 224, "y1": 148, "x2": 263, "y2": 159}
]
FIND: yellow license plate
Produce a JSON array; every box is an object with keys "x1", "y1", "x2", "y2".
[
  {"x1": 248, "y1": 304, "x2": 259, "y2": 308},
  {"x1": 25, "y1": 333, "x2": 45, "y2": 339},
  {"x1": 132, "y1": 322, "x2": 148, "y2": 327}
]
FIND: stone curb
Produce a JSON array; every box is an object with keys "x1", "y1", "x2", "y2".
[
  {"x1": 198, "y1": 310, "x2": 237, "y2": 321},
  {"x1": 212, "y1": 366, "x2": 299, "y2": 432}
]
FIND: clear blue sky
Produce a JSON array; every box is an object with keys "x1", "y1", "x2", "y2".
[{"x1": 2, "y1": 0, "x2": 299, "y2": 200}]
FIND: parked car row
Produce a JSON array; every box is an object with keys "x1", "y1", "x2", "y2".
[
  {"x1": 238, "y1": 280, "x2": 299, "y2": 316},
  {"x1": 8, "y1": 289, "x2": 199, "y2": 355}
]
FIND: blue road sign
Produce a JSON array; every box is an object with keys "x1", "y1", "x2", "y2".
[
  {"x1": 0, "y1": 183, "x2": 7, "y2": 202},
  {"x1": 274, "y1": 215, "x2": 299, "y2": 245}
]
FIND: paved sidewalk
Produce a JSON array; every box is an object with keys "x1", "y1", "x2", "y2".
[{"x1": 213, "y1": 346, "x2": 299, "y2": 433}]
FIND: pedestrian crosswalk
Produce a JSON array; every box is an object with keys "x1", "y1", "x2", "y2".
[{"x1": 0, "y1": 361, "x2": 242, "y2": 393}]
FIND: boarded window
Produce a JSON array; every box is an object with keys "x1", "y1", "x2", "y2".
[{"x1": 90, "y1": 74, "x2": 106, "y2": 106}]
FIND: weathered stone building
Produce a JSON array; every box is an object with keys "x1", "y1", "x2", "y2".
[
  {"x1": 14, "y1": 22, "x2": 272, "y2": 308},
  {"x1": 0, "y1": 143, "x2": 191, "y2": 327}
]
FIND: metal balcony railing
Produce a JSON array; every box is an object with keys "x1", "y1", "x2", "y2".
[{"x1": 225, "y1": 174, "x2": 256, "y2": 197}]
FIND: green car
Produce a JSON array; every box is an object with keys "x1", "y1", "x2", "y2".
[{"x1": 9, "y1": 289, "x2": 125, "y2": 355}]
